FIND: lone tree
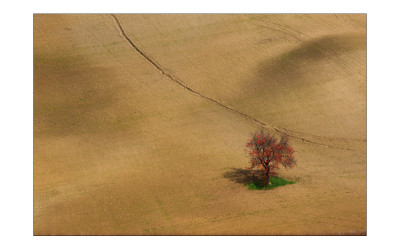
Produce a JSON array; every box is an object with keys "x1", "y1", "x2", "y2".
[{"x1": 246, "y1": 130, "x2": 296, "y2": 185}]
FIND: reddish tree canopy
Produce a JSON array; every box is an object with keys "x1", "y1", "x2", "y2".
[{"x1": 246, "y1": 130, "x2": 296, "y2": 183}]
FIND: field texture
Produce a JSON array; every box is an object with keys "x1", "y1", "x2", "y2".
[{"x1": 34, "y1": 14, "x2": 366, "y2": 235}]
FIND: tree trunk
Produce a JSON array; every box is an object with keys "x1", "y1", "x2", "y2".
[
  {"x1": 265, "y1": 174, "x2": 270, "y2": 186},
  {"x1": 265, "y1": 165, "x2": 271, "y2": 186}
]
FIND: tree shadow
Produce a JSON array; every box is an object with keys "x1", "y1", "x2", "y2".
[{"x1": 223, "y1": 168, "x2": 266, "y2": 185}]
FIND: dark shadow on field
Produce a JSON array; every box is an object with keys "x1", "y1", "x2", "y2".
[
  {"x1": 223, "y1": 168, "x2": 266, "y2": 185},
  {"x1": 254, "y1": 33, "x2": 366, "y2": 89}
]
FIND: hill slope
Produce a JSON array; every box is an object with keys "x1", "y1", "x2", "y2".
[{"x1": 34, "y1": 14, "x2": 366, "y2": 235}]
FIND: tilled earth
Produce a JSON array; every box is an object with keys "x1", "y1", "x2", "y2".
[{"x1": 34, "y1": 14, "x2": 366, "y2": 235}]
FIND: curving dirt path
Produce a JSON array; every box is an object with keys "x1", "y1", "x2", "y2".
[
  {"x1": 110, "y1": 14, "x2": 362, "y2": 152},
  {"x1": 34, "y1": 14, "x2": 366, "y2": 236}
]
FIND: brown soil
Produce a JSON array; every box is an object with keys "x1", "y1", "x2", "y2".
[{"x1": 34, "y1": 14, "x2": 366, "y2": 235}]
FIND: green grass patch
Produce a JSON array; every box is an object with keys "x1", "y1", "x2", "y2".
[{"x1": 247, "y1": 176, "x2": 295, "y2": 190}]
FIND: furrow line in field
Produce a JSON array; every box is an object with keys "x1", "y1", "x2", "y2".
[{"x1": 110, "y1": 14, "x2": 357, "y2": 152}]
